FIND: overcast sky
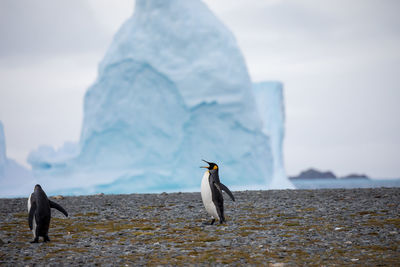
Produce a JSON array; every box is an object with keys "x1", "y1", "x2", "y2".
[{"x1": 0, "y1": 0, "x2": 399, "y2": 178}]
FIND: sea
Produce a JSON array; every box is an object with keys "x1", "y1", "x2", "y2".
[{"x1": 291, "y1": 178, "x2": 400, "y2": 190}]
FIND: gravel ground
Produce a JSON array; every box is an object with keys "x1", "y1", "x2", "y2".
[{"x1": 0, "y1": 188, "x2": 399, "y2": 266}]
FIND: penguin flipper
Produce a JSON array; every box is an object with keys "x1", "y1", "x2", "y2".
[
  {"x1": 220, "y1": 183, "x2": 235, "y2": 202},
  {"x1": 28, "y1": 201, "x2": 36, "y2": 230},
  {"x1": 49, "y1": 200, "x2": 68, "y2": 217},
  {"x1": 209, "y1": 177, "x2": 224, "y2": 222}
]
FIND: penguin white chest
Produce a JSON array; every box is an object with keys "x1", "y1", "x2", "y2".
[
  {"x1": 27, "y1": 193, "x2": 37, "y2": 237},
  {"x1": 201, "y1": 171, "x2": 219, "y2": 220}
]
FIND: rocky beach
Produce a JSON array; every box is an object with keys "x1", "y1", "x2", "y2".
[{"x1": 0, "y1": 188, "x2": 399, "y2": 266}]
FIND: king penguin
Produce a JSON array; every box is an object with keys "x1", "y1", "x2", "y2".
[
  {"x1": 27, "y1": 184, "x2": 68, "y2": 243},
  {"x1": 200, "y1": 160, "x2": 235, "y2": 225}
]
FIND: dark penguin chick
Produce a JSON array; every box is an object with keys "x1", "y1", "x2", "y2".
[
  {"x1": 27, "y1": 184, "x2": 68, "y2": 243},
  {"x1": 200, "y1": 160, "x2": 235, "y2": 225}
]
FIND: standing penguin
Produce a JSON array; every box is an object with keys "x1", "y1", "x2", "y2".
[
  {"x1": 200, "y1": 160, "x2": 235, "y2": 225},
  {"x1": 27, "y1": 184, "x2": 68, "y2": 243}
]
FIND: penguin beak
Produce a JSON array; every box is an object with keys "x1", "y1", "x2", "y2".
[{"x1": 200, "y1": 159, "x2": 210, "y2": 169}]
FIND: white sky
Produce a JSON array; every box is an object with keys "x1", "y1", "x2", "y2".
[{"x1": 0, "y1": 0, "x2": 399, "y2": 178}]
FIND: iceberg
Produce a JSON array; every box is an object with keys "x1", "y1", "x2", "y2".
[
  {"x1": 0, "y1": 121, "x2": 36, "y2": 197},
  {"x1": 253, "y1": 82, "x2": 292, "y2": 189},
  {"x1": 28, "y1": 0, "x2": 292, "y2": 195}
]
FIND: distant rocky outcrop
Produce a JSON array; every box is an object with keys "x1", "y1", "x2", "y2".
[
  {"x1": 290, "y1": 168, "x2": 370, "y2": 180},
  {"x1": 341, "y1": 174, "x2": 370, "y2": 180},
  {"x1": 289, "y1": 168, "x2": 336, "y2": 180}
]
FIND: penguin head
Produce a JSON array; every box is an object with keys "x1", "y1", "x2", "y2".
[
  {"x1": 34, "y1": 184, "x2": 44, "y2": 193},
  {"x1": 200, "y1": 159, "x2": 219, "y2": 171}
]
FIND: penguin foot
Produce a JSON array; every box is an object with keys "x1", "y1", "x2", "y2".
[{"x1": 30, "y1": 238, "x2": 39, "y2": 243}]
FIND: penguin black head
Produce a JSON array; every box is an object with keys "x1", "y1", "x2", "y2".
[
  {"x1": 200, "y1": 159, "x2": 218, "y2": 170},
  {"x1": 34, "y1": 184, "x2": 44, "y2": 193}
]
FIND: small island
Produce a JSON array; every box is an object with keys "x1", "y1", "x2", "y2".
[
  {"x1": 290, "y1": 168, "x2": 370, "y2": 180},
  {"x1": 289, "y1": 168, "x2": 336, "y2": 180},
  {"x1": 341, "y1": 173, "x2": 370, "y2": 180}
]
